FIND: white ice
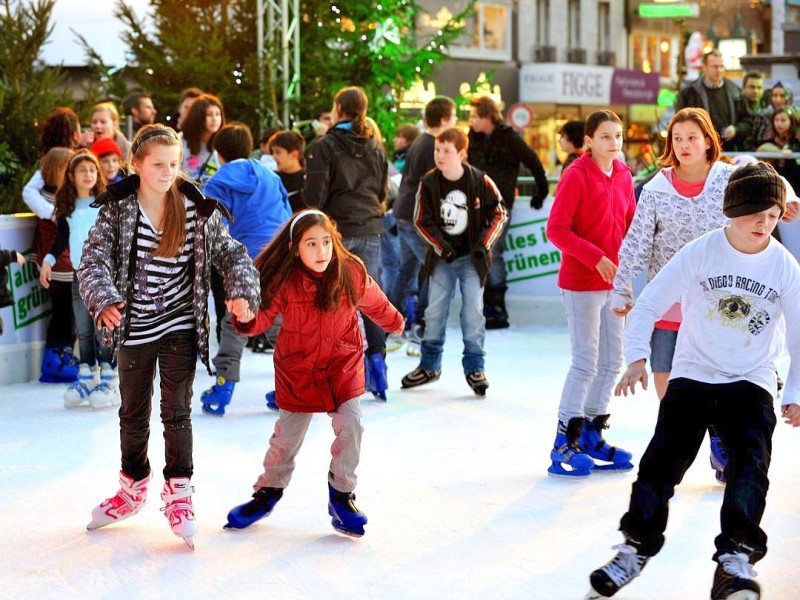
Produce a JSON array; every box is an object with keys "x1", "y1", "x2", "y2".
[{"x1": 1, "y1": 320, "x2": 799, "y2": 600}]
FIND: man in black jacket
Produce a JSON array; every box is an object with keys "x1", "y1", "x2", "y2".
[
  {"x1": 468, "y1": 96, "x2": 549, "y2": 328},
  {"x1": 674, "y1": 50, "x2": 742, "y2": 151}
]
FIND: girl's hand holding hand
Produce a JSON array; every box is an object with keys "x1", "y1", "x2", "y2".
[
  {"x1": 16, "y1": 253, "x2": 25, "y2": 267},
  {"x1": 781, "y1": 403, "x2": 800, "y2": 427},
  {"x1": 39, "y1": 262, "x2": 52, "y2": 289},
  {"x1": 98, "y1": 302, "x2": 125, "y2": 331},
  {"x1": 226, "y1": 298, "x2": 255, "y2": 324},
  {"x1": 615, "y1": 360, "x2": 648, "y2": 397},
  {"x1": 595, "y1": 256, "x2": 617, "y2": 284}
]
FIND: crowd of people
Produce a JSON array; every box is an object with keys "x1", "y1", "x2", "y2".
[{"x1": 2, "y1": 68, "x2": 799, "y2": 599}]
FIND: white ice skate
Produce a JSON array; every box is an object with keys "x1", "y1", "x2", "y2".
[
  {"x1": 161, "y1": 477, "x2": 197, "y2": 549},
  {"x1": 87, "y1": 471, "x2": 150, "y2": 530},
  {"x1": 64, "y1": 363, "x2": 99, "y2": 409},
  {"x1": 89, "y1": 363, "x2": 120, "y2": 409}
]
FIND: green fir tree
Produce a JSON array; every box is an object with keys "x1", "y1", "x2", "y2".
[{"x1": 0, "y1": 0, "x2": 72, "y2": 214}]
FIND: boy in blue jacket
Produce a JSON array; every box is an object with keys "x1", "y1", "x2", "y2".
[{"x1": 201, "y1": 122, "x2": 291, "y2": 415}]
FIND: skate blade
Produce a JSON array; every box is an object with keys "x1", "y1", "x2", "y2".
[
  {"x1": 183, "y1": 536, "x2": 195, "y2": 550},
  {"x1": 547, "y1": 463, "x2": 592, "y2": 478},
  {"x1": 86, "y1": 519, "x2": 108, "y2": 531},
  {"x1": 591, "y1": 461, "x2": 634, "y2": 472},
  {"x1": 371, "y1": 391, "x2": 387, "y2": 401},
  {"x1": 584, "y1": 588, "x2": 609, "y2": 600},
  {"x1": 331, "y1": 519, "x2": 365, "y2": 538},
  {"x1": 725, "y1": 591, "x2": 759, "y2": 600},
  {"x1": 201, "y1": 403, "x2": 226, "y2": 416}
]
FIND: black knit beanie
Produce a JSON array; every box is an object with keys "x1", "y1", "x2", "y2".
[{"x1": 723, "y1": 162, "x2": 786, "y2": 218}]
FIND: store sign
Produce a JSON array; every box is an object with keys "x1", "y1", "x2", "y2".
[
  {"x1": 520, "y1": 64, "x2": 658, "y2": 106},
  {"x1": 610, "y1": 70, "x2": 659, "y2": 104},
  {"x1": 520, "y1": 64, "x2": 613, "y2": 104},
  {"x1": 0, "y1": 216, "x2": 49, "y2": 347}
]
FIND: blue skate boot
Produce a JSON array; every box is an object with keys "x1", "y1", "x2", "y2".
[
  {"x1": 581, "y1": 414, "x2": 634, "y2": 472},
  {"x1": 265, "y1": 391, "x2": 278, "y2": 411},
  {"x1": 224, "y1": 487, "x2": 283, "y2": 530},
  {"x1": 365, "y1": 352, "x2": 388, "y2": 401},
  {"x1": 709, "y1": 435, "x2": 727, "y2": 485},
  {"x1": 40, "y1": 346, "x2": 79, "y2": 383},
  {"x1": 548, "y1": 418, "x2": 595, "y2": 478},
  {"x1": 328, "y1": 484, "x2": 367, "y2": 537},
  {"x1": 201, "y1": 376, "x2": 235, "y2": 416}
]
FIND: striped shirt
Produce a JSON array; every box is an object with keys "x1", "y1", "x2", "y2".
[{"x1": 125, "y1": 199, "x2": 196, "y2": 346}]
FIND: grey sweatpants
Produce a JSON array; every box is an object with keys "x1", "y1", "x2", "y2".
[
  {"x1": 254, "y1": 398, "x2": 364, "y2": 493},
  {"x1": 212, "y1": 313, "x2": 248, "y2": 381}
]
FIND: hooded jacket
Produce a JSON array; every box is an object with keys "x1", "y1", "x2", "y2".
[
  {"x1": 414, "y1": 163, "x2": 508, "y2": 285},
  {"x1": 233, "y1": 258, "x2": 403, "y2": 412},
  {"x1": 204, "y1": 158, "x2": 292, "y2": 258},
  {"x1": 303, "y1": 125, "x2": 389, "y2": 238},
  {"x1": 78, "y1": 175, "x2": 260, "y2": 373},
  {"x1": 468, "y1": 122, "x2": 549, "y2": 209},
  {"x1": 546, "y1": 153, "x2": 636, "y2": 291}
]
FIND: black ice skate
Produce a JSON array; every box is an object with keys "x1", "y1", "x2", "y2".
[
  {"x1": 711, "y1": 552, "x2": 760, "y2": 600},
  {"x1": 586, "y1": 540, "x2": 649, "y2": 598}
]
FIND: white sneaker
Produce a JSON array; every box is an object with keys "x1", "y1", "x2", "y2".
[
  {"x1": 64, "y1": 363, "x2": 99, "y2": 408},
  {"x1": 87, "y1": 471, "x2": 150, "y2": 530},
  {"x1": 89, "y1": 362, "x2": 120, "y2": 409},
  {"x1": 161, "y1": 477, "x2": 197, "y2": 548},
  {"x1": 385, "y1": 332, "x2": 405, "y2": 352}
]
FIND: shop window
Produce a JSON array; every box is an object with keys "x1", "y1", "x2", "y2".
[{"x1": 449, "y1": 1, "x2": 512, "y2": 61}]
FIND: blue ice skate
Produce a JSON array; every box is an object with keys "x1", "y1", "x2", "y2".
[
  {"x1": 581, "y1": 415, "x2": 634, "y2": 472},
  {"x1": 201, "y1": 376, "x2": 235, "y2": 416},
  {"x1": 548, "y1": 418, "x2": 594, "y2": 478},
  {"x1": 328, "y1": 484, "x2": 368, "y2": 537},
  {"x1": 265, "y1": 391, "x2": 278, "y2": 411},
  {"x1": 710, "y1": 435, "x2": 727, "y2": 485},
  {"x1": 365, "y1": 352, "x2": 388, "y2": 401},
  {"x1": 224, "y1": 487, "x2": 283, "y2": 530},
  {"x1": 39, "y1": 346, "x2": 79, "y2": 383}
]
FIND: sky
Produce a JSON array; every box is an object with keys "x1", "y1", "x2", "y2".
[
  {"x1": 1, "y1": 320, "x2": 800, "y2": 600},
  {"x1": 40, "y1": 0, "x2": 152, "y2": 67}
]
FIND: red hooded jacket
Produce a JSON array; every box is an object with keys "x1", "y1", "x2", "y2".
[
  {"x1": 546, "y1": 153, "x2": 636, "y2": 291},
  {"x1": 233, "y1": 258, "x2": 403, "y2": 412}
]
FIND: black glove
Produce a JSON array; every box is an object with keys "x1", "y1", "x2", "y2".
[{"x1": 530, "y1": 195, "x2": 545, "y2": 210}]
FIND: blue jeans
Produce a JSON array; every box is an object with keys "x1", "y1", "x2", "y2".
[
  {"x1": 420, "y1": 255, "x2": 485, "y2": 374},
  {"x1": 380, "y1": 211, "x2": 400, "y2": 293},
  {"x1": 72, "y1": 272, "x2": 108, "y2": 366},
  {"x1": 557, "y1": 289, "x2": 624, "y2": 423},
  {"x1": 389, "y1": 220, "x2": 429, "y2": 321},
  {"x1": 343, "y1": 235, "x2": 385, "y2": 353}
]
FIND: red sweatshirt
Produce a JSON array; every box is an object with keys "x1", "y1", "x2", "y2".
[{"x1": 546, "y1": 153, "x2": 636, "y2": 291}]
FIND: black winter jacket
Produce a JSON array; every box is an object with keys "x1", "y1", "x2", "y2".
[
  {"x1": 468, "y1": 123, "x2": 549, "y2": 210},
  {"x1": 414, "y1": 164, "x2": 508, "y2": 285},
  {"x1": 304, "y1": 125, "x2": 389, "y2": 238}
]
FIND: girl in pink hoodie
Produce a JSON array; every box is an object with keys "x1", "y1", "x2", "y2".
[{"x1": 545, "y1": 110, "x2": 637, "y2": 478}]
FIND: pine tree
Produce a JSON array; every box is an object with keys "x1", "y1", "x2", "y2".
[
  {"x1": 113, "y1": 0, "x2": 263, "y2": 135},
  {"x1": 298, "y1": 0, "x2": 473, "y2": 143},
  {"x1": 0, "y1": 0, "x2": 72, "y2": 214}
]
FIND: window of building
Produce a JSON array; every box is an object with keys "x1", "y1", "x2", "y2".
[
  {"x1": 537, "y1": 0, "x2": 550, "y2": 46},
  {"x1": 568, "y1": 0, "x2": 581, "y2": 48},
  {"x1": 598, "y1": 2, "x2": 610, "y2": 52},
  {"x1": 449, "y1": 1, "x2": 512, "y2": 61}
]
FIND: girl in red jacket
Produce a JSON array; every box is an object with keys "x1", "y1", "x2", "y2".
[
  {"x1": 225, "y1": 209, "x2": 404, "y2": 537},
  {"x1": 545, "y1": 110, "x2": 637, "y2": 478}
]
